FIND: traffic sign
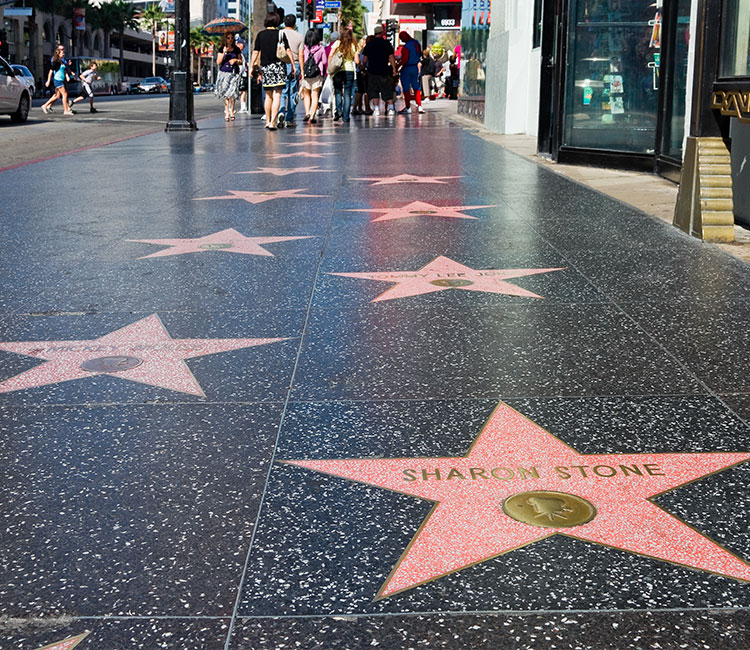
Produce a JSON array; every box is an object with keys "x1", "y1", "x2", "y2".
[
  {"x1": 323, "y1": 1, "x2": 341, "y2": 7},
  {"x1": 324, "y1": 13, "x2": 338, "y2": 22}
]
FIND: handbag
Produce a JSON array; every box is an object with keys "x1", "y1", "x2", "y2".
[
  {"x1": 277, "y1": 31, "x2": 291, "y2": 63},
  {"x1": 327, "y1": 48, "x2": 343, "y2": 76}
]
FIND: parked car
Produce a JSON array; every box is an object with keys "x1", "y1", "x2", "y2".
[
  {"x1": 0, "y1": 55, "x2": 31, "y2": 122},
  {"x1": 11, "y1": 64, "x2": 35, "y2": 97},
  {"x1": 137, "y1": 76, "x2": 168, "y2": 93}
]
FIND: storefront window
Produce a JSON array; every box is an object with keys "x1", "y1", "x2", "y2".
[
  {"x1": 460, "y1": 0, "x2": 490, "y2": 97},
  {"x1": 662, "y1": 0, "x2": 691, "y2": 160},
  {"x1": 720, "y1": 0, "x2": 750, "y2": 77},
  {"x1": 563, "y1": 0, "x2": 660, "y2": 153}
]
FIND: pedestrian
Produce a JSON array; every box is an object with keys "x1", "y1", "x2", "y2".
[
  {"x1": 252, "y1": 12, "x2": 294, "y2": 130},
  {"x1": 396, "y1": 31, "x2": 424, "y2": 114},
  {"x1": 360, "y1": 24, "x2": 397, "y2": 116},
  {"x1": 41, "y1": 45, "x2": 73, "y2": 115},
  {"x1": 419, "y1": 47, "x2": 436, "y2": 101},
  {"x1": 280, "y1": 14, "x2": 304, "y2": 127},
  {"x1": 300, "y1": 28, "x2": 327, "y2": 123},
  {"x1": 70, "y1": 60, "x2": 100, "y2": 113},
  {"x1": 236, "y1": 38, "x2": 249, "y2": 113},
  {"x1": 447, "y1": 54, "x2": 459, "y2": 100},
  {"x1": 329, "y1": 28, "x2": 357, "y2": 123},
  {"x1": 351, "y1": 36, "x2": 371, "y2": 115},
  {"x1": 215, "y1": 31, "x2": 243, "y2": 121}
]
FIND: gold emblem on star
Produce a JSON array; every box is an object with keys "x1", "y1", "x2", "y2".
[{"x1": 503, "y1": 490, "x2": 597, "y2": 528}]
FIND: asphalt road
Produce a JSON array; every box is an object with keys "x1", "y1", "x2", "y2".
[{"x1": 0, "y1": 93, "x2": 223, "y2": 170}]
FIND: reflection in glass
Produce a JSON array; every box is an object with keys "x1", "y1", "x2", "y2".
[
  {"x1": 721, "y1": 0, "x2": 750, "y2": 77},
  {"x1": 563, "y1": 0, "x2": 660, "y2": 153},
  {"x1": 662, "y1": 0, "x2": 691, "y2": 160}
]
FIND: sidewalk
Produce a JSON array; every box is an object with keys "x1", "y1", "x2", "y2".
[
  {"x1": 1, "y1": 106, "x2": 749, "y2": 650},
  {"x1": 435, "y1": 100, "x2": 750, "y2": 263}
]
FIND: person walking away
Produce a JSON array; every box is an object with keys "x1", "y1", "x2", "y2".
[
  {"x1": 41, "y1": 45, "x2": 73, "y2": 115},
  {"x1": 419, "y1": 47, "x2": 436, "y2": 102},
  {"x1": 396, "y1": 31, "x2": 424, "y2": 114},
  {"x1": 360, "y1": 24, "x2": 397, "y2": 116},
  {"x1": 252, "y1": 13, "x2": 294, "y2": 130},
  {"x1": 236, "y1": 38, "x2": 249, "y2": 113},
  {"x1": 70, "y1": 61, "x2": 100, "y2": 113},
  {"x1": 329, "y1": 29, "x2": 357, "y2": 123},
  {"x1": 280, "y1": 14, "x2": 304, "y2": 127},
  {"x1": 351, "y1": 36, "x2": 372, "y2": 115},
  {"x1": 300, "y1": 29, "x2": 327, "y2": 123},
  {"x1": 215, "y1": 32, "x2": 242, "y2": 120},
  {"x1": 447, "y1": 54, "x2": 459, "y2": 99}
]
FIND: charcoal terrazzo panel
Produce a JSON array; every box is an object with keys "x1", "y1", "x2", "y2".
[
  {"x1": 2, "y1": 618, "x2": 229, "y2": 650},
  {"x1": 0, "y1": 310, "x2": 301, "y2": 405},
  {"x1": 238, "y1": 397, "x2": 750, "y2": 616},
  {"x1": 0, "y1": 402, "x2": 283, "y2": 617},
  {"x1": 229, "y1": 610, "x2": 750, "y2": 650},
  {"x1": 292, "y1": 303, "x2": 704, "y2": 400}
]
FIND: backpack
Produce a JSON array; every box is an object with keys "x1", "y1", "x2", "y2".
[{"x1": 304, "y1": 46, "x2": 320, "y2": 78}]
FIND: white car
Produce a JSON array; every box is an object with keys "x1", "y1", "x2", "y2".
[
  {"x1": 11, "y1": 64, "x2": 35, "y2": 97},
  {"x1": 0, "y1": 55, "x2": 30, "y2": 122}
]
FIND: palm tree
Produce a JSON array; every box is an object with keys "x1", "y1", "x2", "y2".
[
  {"x1": 141, "y1": 3, "x2": 166, "y2": 77},
  {"x1": 190, "y1": 26, "x2": 210, "y2": 85},
  {"x1": 107, "y1": 0, "x2": 139, "y2": 84}
]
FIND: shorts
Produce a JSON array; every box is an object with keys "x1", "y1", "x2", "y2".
[
  {"x1": 301, "y1": 76, "x2": 324, "y2": 91},
  {"x1": 356, "y1": 70, "x2": 367, "y2": 93},
  {"x1": 400, "y1": 66, "x2": 419, "y2": 93},
  {"x1": 54, "y1": 79, "x2": 65, "y2": 89},
  {"x1": 367, "y1": 74, "x2": 393, "y2": 101},
  {"x1": 79, "y1": 82, "x2": 93, "y2": 98}
]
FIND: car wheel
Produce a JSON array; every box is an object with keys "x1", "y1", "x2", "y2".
[{"x1": 11, "y1": 93, "x2": 30, "y2": 123}]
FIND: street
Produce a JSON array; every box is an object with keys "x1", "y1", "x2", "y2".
[{"x1": 0, "y1": 93, "x2": 222, "y2": 170}]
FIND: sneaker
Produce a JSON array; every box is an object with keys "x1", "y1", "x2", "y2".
[
  {"x1": 90, "y1": 107, "x2": 98, "y2": 113},
  {"x1": 418, "y1": 106, "x2": 425, "y2": 113},
  {"x1": 239, "y1": 103, "x2": 248, "y2": 113},
  {"x1": 277, "y1": 114, "x2": 285, "y2": 128},
  {"x1": 398, "y1": 107, "x2": 411, "y2": 114},
  {"x1": 41, "y1": 105, "x2": 49, "y2": 114},
  {"x1": 387, "y1": 107, "x2": 395, "y2": 115},
  {"x1": 372, "y1": 107, "x2": 381, "y2": 116},
  {"x1": 286, "y1": 120, "x2": 297, "y2": 127},
  {"x1": 63, "y1": 111, "x2": 75, "y2": 116}
]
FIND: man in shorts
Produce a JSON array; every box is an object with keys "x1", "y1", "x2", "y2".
[
  {"x1": 71, "y1": 61, "x2": 100, "y2": 113},
  {"x1": 360, "y1": 24, "x2": 397, "y2": 116}
]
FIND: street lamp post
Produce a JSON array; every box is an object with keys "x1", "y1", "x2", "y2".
[{"x1": 166, "y1": 0, "x2": 197, "y2": 131}]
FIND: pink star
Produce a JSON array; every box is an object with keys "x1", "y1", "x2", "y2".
[
  {"x1": 233, "y1": 167, "x2": 336, "y2": 176},
  {"x1": 0, "y1": 314, "x2": 288, "y2": 397},
  {"x1": 127, "y1": 229, "x2": 315, "y2": 259},
  {"x1": 285, "y1": 402, "x2": 750, "y2": 599},
  {"x1": 193, "y1": 189, "x2": 327, "y2": 204},
  {"x1": 329, "y1": 256, "x2": 566, "y2": 302},
  {"x1": 282, "y1": 141, "x2": 341, "y2": 148},
  {"x1": 265, "y1": 152, "x2": 332, "y2": 159},
  {"x1": 345, "y1": 200, "x2": 497, "y2": 222},
  {"x1": 32, "y1": 632, "x2": 90, "y2": 650},
  {"x1": 350, "y1": 173, "x2": 464, "y2": 186}
]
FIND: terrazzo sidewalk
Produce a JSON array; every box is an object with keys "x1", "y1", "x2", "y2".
[{"x1": 1, "y1": 107, "x2": 750, "y2": 650}]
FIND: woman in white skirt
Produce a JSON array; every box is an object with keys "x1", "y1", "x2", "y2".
[
  {"x1": 300, "y1": 29, "x2": 327, "y2": 123},
  {"x1": 215, "y1": 32, "x2": 243, "y2": 120}
]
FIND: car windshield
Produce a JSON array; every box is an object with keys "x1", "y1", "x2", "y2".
[
  {"x1": 12, "y1": 66, "x2": 31, "y2": 76},
  {"x1": 144, "y1": 77, "x2": 161, "y2": 83}
]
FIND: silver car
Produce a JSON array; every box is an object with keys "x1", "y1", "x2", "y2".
[
  {"x1": 0, "y1": 56, "x2": 31, "y2": 122},
  {"x1": 11, "y1": 64, "x2": 35, "y2": 97}
]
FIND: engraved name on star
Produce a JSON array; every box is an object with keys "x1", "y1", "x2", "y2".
[
  {"x1": 284, "y1": 402, "x2": 750, "y2": 599},
  {"x1": 127, "y1": 229, "x2": 315, "y2": 259},
  {"x1": 350, "y1": 173, "x2": 464, "y2": 186},
  {"x1": 0, "y1": 314, "x2": 288, "y2": 397},
  {"x1": 233, "y1": 167, "x2": 337, "y2": 176},
  {"x1": 329, "y1": 256, "x2": 566, "y2": 302},
  {"x1": 345, "y1": 200, "x2": 498, "y2": 222},
  {"x1": 193, "y1": 189, "x2": 327, "y2": 204},
  {"x1": 265, "y1": 152, "x2": 333, "y2": 159}
]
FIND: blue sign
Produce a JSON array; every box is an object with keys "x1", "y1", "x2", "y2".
[{"x1": 323, "y1": 1, "x2": 342, "y2": 7}]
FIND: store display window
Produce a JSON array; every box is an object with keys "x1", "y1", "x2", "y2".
[
  {"x1": 720, "y1": 0, "x2": 750, "y2": 77},
  {"x1": 562, "y1": 0, "x2": 661, "y2": 153}
]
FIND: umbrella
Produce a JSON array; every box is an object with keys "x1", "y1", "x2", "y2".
[{"x1": 202, "y1": 17, "x2": 247, "y2": 34}]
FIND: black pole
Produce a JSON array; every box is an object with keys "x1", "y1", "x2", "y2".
[{"x1": 166, "y1": 0, "x2": 197, "y2": 131}]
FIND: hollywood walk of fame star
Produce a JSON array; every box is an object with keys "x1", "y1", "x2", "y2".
[
  {"x1": 284, "y1": 402, "x2": 750, "y2": 599},
  {"x1": 0, "y1": 314, "x2": 288, "y2": 397},
  {"x1": 33, "y1": 632, "x2": 90, "y2": 650},
  {"x1": 282, "y1": 141, "x2": 341, "y2": 148},
  {"x1": 265, "y1": 152, "x2": 333, "y2": 159},
  {"x1": 350, "y1": 173, "x2": 464, "y2": 186},
  {"x1": 233, "y1": 167, "x2": 337, "y2": 177},
  {"x1": 194, "y1": 189, "x2": 327, "y2": 204},
  {"x1": 345, "y1": 200, "x2": 498, "y2": 223},
  {"x1": 127, "y1": 229, "x2": 315, "y2": 259},
  {"x1": 329, "y1": 256, "x2": 565, "y2": 302}
]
